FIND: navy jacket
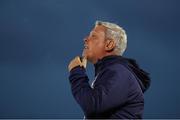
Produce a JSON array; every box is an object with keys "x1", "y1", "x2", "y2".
[{"x1": 69, "y1": 55, "x2": 150, "y2": 119}]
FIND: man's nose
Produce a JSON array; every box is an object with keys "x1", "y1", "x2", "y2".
[{"x1": 83, "y1": 37, "x2": 88, "y2": 43}]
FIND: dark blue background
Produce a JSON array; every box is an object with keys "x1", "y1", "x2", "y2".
[{"x1": 0, "y1": 0, "x2": 179, "y2": 118}]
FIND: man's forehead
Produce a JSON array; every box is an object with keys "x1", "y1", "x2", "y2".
[{"x1": 91, "y1": 25, "x2": 106, "y2": 34}]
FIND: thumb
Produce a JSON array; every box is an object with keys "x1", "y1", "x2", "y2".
[{"x1": 82, "y1": 57, "x2": 87, "y2": 68}]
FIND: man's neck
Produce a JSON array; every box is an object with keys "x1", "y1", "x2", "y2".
[{"x1": 92, "y1": 53, "x2": 118, "y2": 64}]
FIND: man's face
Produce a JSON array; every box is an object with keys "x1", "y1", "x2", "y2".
[{"x1": 82, "y1": 25, "x2": 107, "y2": 64}]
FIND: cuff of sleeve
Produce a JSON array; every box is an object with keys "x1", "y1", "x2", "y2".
[
  {"x1": 69, "y1": 66, "x2": 87, "y2": 84},
  {"x1": 70, "y1": 66, "x2": 86, "y2": 76}
]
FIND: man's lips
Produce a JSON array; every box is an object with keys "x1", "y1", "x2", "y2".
[{"x1": 84, "y1": 44, "x2": 89, "y2": 49}]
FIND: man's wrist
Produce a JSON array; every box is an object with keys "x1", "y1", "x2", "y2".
[{"x1": 70, "y1": 65, "x2": 86, "y2": 74}]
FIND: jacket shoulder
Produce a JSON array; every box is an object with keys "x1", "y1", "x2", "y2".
[{"x1": 96, "y1": 63, "x2": 133, "y2": 86}]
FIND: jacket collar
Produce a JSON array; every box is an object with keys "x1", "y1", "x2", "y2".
[{"x1": 94, "y1": 55, "x2": 126, "y2": 76}]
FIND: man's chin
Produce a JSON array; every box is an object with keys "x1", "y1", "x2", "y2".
[
  {"x1": 82, "y1": 50, "x2": 88, "y2": 58},
  {"x1": 82, "y1": 54, "x2": 90, "y2": 62},
  {"x1": 82, "y1": 51, "x2": 93, "y2": 63}
]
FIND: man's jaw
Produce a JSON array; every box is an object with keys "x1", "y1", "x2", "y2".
[{"x1": 83, "y1": 44, "x2": 89, "y2": 58}]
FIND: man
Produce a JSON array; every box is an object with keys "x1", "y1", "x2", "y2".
[{"x1": 68, "y1": 21, "x2": 150, "y2": 119}]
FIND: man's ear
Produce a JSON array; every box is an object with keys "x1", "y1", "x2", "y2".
[{"x1": 105, "y1": 39, "x2": 116, "y2": 52}]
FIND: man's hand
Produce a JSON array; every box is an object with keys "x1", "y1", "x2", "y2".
[{"x1": 68, "y1": 56, "x2": 87, "y2": 72}]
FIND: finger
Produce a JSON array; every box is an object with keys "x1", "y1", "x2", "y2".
[
  {"x1": 82, "y1": 51, "x2": 87, "y2": 59},
  {"x1": 82, "y1": 54, "x2": 87, "y2": 59},
  {"x1": 77, "y1": 56, "x2": 82, "y2": 64},
  {"x1": 74, "y1": 56, "x2": 83, "y2": 67},
  {"x1": 68, "y1": 62, "x2": 73, "y2": 71},
  {"x1": 68, "y1": 56, "x2": 80, "y2": 71},
  {"x1": 82, "y1": 57, "x2": 87, "y2": 68}
]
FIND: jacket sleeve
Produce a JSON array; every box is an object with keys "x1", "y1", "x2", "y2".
[{"x1": 69, "y1": 65, "x2": 129, "y2": 116}]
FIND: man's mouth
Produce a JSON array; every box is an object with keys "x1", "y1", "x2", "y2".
[{"x1": 84, "y1": 44, "x2": 89, "y2": 49}]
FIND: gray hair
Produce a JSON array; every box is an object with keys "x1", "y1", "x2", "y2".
[{"x1": 95, "y1": 21, "x2": 127, "y2": 55}]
